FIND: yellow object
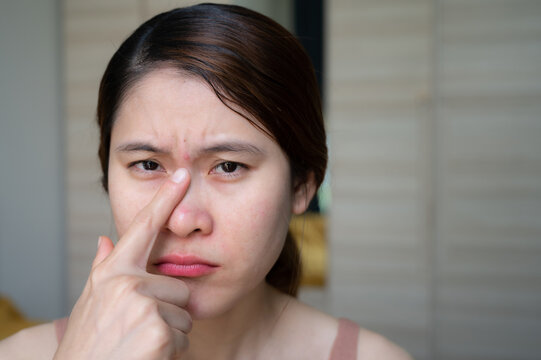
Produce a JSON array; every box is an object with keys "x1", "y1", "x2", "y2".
[
  {"x1": 0, "y1": 296, "x2": 40, "y2": 340},
  {"x1": 290, "y1": 213, "x2": 327, "y2": 287}
]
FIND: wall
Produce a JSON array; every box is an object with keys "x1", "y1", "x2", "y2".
[
  {"x1": 327, "y1": 0, "x2": 541, "y2": 359},
  {"x1": 0, "y1": 0, "x2": 65, "y2": 319},
  {"x1": 328, "y1": 1, "x2": 432, "y2": 356},
  {"x1": 435, "y1": 1, "x2": 541, "y2": 358}
]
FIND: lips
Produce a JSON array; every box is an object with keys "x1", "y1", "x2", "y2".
[{"x1": 154, "y1": 254, "x2": 219, "y2": 278}]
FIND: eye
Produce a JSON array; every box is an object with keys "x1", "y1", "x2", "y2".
[
  {"x1": 211, "y1": 161, "x2": 246, "y2": 178},
  {"x1": 130, "y1": 160, "x2": 163, "y2": 173}
]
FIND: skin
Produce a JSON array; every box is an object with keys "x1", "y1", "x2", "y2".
[
  {"x1": 0, "y1": 68, "x2": 413, "y2": 360},
  {"x1": 107, "y1": 68, "x2": 306, "y2": 321}
]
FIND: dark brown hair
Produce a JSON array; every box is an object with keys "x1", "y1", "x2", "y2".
[{"x1": 97, "y1": 3, "x2": 327, "y2": 296}]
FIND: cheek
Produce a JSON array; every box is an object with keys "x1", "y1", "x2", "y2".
[{"x1": 219, "y1": 182, "x2": 292, "y2": 263}]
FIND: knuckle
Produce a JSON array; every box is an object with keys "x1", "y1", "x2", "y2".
[
  {"x1": 164, "y1": 279, "x2": 189, "y2": 305},
  {"x1": 92, "y1": 275, "x2": 144, "y2": 302},
  {"x1": 138, "y1": 297, "x2": 159, "y2": 317},
  {"x1": 116, "y1": 275, "x2": 142, "y2": 294},
  {"x1": 180, "y1": 308, "x2": 193, "y2": 332},
  {"x1": 148, "y1": 321, "x2": 173, "y2": 349},
  {"x1": 177, "y1": 334, "x2": 190, "y2": 352},
  {"x1": 88, "y1": 265, "x2": 108, "y2": 289},
  {"x1": 171, "y1": 329, "x2": 189, "y2": 359},
  {"x1": 133, "y1": 210, "x2": 158, "y2": 233},
  {"x1": 175, "y1": 284, "x2": 190, "y2": 305},
  {"x1": 177, "y1": 280, "x2": 189, "y2": 296}
]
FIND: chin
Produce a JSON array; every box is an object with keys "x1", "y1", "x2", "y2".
[
  {"x1": 181, "y1": 278, "x2": 229, "y2": 318},
  {"x1": 184, "y1": 279, "x2": 266, "y2": 321},
  {"x1": 186, "y1": 290, "x2": 239, "y2": 320},
  {"x1": 186, "y1": 301, "x2": 217, "y2": 320}
]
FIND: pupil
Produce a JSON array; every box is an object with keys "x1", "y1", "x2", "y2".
[
  {"x1": 223, "y1": 162, "x2": 237, "y2": 172},
  {"x1": 143, "y1": 161, "x2": 158, "y2": 170}
]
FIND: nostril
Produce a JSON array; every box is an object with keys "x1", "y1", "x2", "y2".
[{"x1": 188, "y1": 228, "x2": 202, "y2": 236}]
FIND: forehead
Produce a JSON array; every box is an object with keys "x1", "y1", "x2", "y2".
[{"x1": 112, "y1": 68, "x2": 269, "y2": 148}]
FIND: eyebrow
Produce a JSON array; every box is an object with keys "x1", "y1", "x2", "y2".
[
  {"x1": 115, "y1": 142, "x2": 169, "y2": 154},
  {"x1": 198, "y1": 142, "x2": 265, "y2": 156},
  {"x1": 114, "y1": 141, "x2": 265, "y2": 157}
]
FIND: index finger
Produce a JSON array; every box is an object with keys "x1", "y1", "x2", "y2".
[{"x1": 113, "y1": 168, "x2": 190, "y2": 268}]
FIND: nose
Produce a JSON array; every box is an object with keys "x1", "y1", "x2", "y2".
[{"x1": 165, "y1": 181, "x2": 213, "y2": 238}]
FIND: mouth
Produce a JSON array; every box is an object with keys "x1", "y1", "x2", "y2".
[{"x1": 153, "y1": 254, "x2": 219, "y2": 278}]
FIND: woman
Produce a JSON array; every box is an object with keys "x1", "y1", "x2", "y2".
[{"x1": 0, "y1": 4, "x2": 411, "y2": 359}]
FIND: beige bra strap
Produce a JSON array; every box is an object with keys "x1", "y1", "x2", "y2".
[
  {"x1": 54, "y1": 317, "x2": 69, "y2": 344},
  {"x1": 329, "y1": 318, "x2": 360, "y2": 360}
]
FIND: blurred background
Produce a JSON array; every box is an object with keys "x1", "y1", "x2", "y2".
[{"x1": 1, "y1": 0, "x2": 540, "y2": 359}]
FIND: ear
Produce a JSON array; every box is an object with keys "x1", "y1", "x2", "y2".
[{"x1": 292, "y1": 172, "x2": 318, "y2": 215}]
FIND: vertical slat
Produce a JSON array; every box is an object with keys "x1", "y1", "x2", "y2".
[
  {"x1": 63, "y1": 0, "x2": 139, "y2": 307},
  {"x1": 436, "y1": 0, "x2": 541, "y2": 358},
  {"x1": 327, "y1": 1, "x2": 432, "y2": 358}
]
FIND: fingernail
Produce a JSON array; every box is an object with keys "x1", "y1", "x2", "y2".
[
  {"x1": 97, "y1": 236, "x2": 103, "y2": 249},
  {"x1": 172, "y1": 168, "x2": 188, "y2": 184}
]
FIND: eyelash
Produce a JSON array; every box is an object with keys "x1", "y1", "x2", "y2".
[
  {"x1": 128, "y1": 160, "x2": 247, "y2": 179},
  {"x1": 210, "y1": 161, "x2": 247, "y2": 179},
  {"x1": 129, "y1": 160, "x2": 164, "y2": 173}
]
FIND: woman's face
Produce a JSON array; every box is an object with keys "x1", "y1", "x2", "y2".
[{"x1": 108, "y1": 68, "x2": 309, "y2": 319}]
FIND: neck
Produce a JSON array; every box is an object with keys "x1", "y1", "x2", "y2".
[{"x1": 185, "y1": 283, "x2": 289, "y2": 360}]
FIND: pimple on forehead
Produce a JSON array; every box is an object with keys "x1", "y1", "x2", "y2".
[{"x1": 182, "y1": 139, "x2": 188, "y2": 156}]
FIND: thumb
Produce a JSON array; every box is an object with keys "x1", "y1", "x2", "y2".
[{"x1": 92, "y1": 235, "x2": 115, "y2": 268}]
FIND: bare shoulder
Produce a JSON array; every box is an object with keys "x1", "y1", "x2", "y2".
[
  {"x1": 357, "y1": 327, "x2": 413, "y2": 360},
  {"x1": 0, "y1": 322, "x2": 57, "y2": 360},
  {"x1": 270, "y1": 291, "x2": 412, "y2": 360},
  {"x1": 283, "y1": 296, "x2": 339, "y2": 338},
  {"x1": 271, "y1": 296, "x2": 338, "y2": 359},
  {"x1": 282, "y1": 298, "x2": 412, "y2": 360}
]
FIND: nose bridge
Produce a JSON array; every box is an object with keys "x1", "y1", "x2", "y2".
[{"x1": 166, "y1": 175, "x2": 212, "y2": 237}]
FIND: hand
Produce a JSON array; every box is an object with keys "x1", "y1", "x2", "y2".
[{"x1": 54, "y1": 169, "x2": 192, "y2": 360}]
